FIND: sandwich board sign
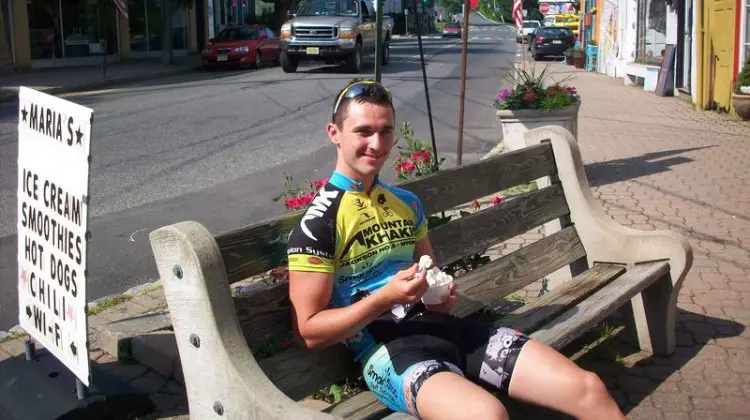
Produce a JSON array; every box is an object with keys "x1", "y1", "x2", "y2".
[{"x1": 16, "y1": 86, "x2": 93, "y2": 386}]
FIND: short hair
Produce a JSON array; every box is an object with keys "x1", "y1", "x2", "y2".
[{"x1": 331, "y1": 78, "x2": 394, "y2": 127}]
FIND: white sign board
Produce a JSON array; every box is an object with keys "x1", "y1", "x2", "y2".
[{"x1": 17, "y1": 87, "x2": 93, "y2": 386}]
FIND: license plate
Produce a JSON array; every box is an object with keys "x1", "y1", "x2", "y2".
[
  {"x1": 306, "y1": 47, "x2": 320, "y2": 55},
  {"x1": 552, "y1": 40, "x2": 562, "y2": 44},
  {"x1": 217, "y1": 55, "x2": 228, "y2": 62}
]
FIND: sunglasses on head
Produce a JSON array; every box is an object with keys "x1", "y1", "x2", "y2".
[{"x1": 331, "y1": 80, "x2": 393, "y2": 122}]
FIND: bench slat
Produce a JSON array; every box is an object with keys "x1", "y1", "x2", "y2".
[
  {"x1": 259, "y1": 344, "x2": 357, "y2": 401},
  {"x1": 431, "y1": 183, "x2": 569, "y2": 267},
  {"x1": 234, "y1": 283, "x2": 291, "y2": 352},
  {"x1": 326, "y1": 391, "x2": 393, "y2": 420},
  {"x1": 531, "y1": 261, "x2": 670, "y2": 350},
  {"x1": 402, "y1": 143, "x2": 557, "y2": 215},
  {"x1": 216, "y1": 143, "x2": 557, "y2": 283},
  {"x1": 451, "y1": 226, "x2": 587, "y2": 318},
  {"x1": 496, "y1": 263, "x2": 626, "y2": 333}
]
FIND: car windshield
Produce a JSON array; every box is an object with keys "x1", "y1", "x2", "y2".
[
  {"x1": 295, "y1": 0, "x2": 360, "y2": 16},
  {"x1": 215, "y1": 27, "x2": 258, "y2": 41},
  {"x1": 446, "y1": 23, "x2": 460, "y2": 28},
  {"x1": 523, "y1": 21, "x2": 540, "y2": 28}
]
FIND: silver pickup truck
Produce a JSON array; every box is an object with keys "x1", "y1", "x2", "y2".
[{"x1": 279, "y1": 0, "x2": 393, "y2": 73}]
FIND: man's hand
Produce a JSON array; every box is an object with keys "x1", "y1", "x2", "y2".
[
  {"x1": 424, "y1": 282, "x2": 458, "y2": 313},
  {"x1": 378, "y1": 263, "x2": 429, "y2": 306}
]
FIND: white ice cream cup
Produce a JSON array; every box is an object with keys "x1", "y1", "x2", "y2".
[{"x1": 421, "y1": 280, "x2": 453, "y2": 305}]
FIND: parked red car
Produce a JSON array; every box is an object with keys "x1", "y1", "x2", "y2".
[{"x1": 201, "y1": 24, "x2": 282, "y2": 69}]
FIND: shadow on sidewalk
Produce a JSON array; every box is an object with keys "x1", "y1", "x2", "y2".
[
  {"x1": 498, "y1": 308, "x2": 745, "y2": 418},
  {"x1": 585, "y1": 146, "x2": 715, "y2": 189}
]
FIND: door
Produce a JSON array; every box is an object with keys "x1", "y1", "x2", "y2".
[
  {"x1": 264, "y1": 28, "x2": 281, "y2": 59},
  {"x1": 707, "y1": 0, "x2": 736, "y2": 109},
  {"x1": 680, "y1": 0, "x2": 692, "y2": 90}
]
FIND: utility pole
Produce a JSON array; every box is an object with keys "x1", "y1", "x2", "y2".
[
  {"x1": 456, "y1": 0, "x2": 470, "y2": 165},
  {"x1": 374, "y1": 0, "x2": 385, "y2": 82}
]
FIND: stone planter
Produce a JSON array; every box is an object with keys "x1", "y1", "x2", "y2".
[
  {"x1": 731, "y1": 92, "x2": 750, "y2": 120},
  {"x1": 496, "y1": 101, "x2": 581, "y2": 151}
]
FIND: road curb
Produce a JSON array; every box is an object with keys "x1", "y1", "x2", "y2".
[{"x1": 0, "y1": 64, "x2": 202, "y2": 104}]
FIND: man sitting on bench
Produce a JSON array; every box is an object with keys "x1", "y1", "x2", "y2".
[{"x1": 286, "y1": 79, "x2": 626, "y2": 420}]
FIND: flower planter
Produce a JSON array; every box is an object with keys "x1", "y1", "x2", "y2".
[
  {"x1": 732, "y1": 92, "x2": 750, "y2": 120},
  {"x1": 573, "y1": 53, "x2": 585, "y2": 69},
  {"x1": 565, "y1": 53, "x2": 574, "y2": 65},
  {"x1": 496, "y1": 101, "x2": 581, "y2": 151}
]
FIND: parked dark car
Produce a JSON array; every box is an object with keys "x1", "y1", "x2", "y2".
[
  {"x1": 442, "y1": 22, "x2": 462, "y2": 38},
  {"x1": 526, "y1": 27, "x2": 575, "y2": 60},
  {"x1": 201, "y1": 24, "x2": 282, "y2": 69}
]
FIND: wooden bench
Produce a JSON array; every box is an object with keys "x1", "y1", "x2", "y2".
[{"x1": 148, "y1": 126, "x2": 692, "y2": 420}]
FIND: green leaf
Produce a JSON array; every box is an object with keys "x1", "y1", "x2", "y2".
[{"x1": 329, "y1": 384, "x2": 343, "y2": 403}]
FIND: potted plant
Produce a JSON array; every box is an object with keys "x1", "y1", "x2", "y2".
[
  {"x1": 731, "y1": 57, "x2": 750, "y2": 120},
  {"x1": 494, "y1": 63, "x2": 581, "y2": 151},
  {"x1": 573, "y1": 46, "x2": 585, "y2": 69},
  {"x1": 564, "y1": 48, "x2": 574, "y2": 65}
]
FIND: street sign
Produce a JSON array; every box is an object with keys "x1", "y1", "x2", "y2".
[
  {"x1": 17, "y1": 87, "x2": 93, "y2": 386},
  {"x1": 539, "y1": 2, "x2": 550, "y2": 14}
]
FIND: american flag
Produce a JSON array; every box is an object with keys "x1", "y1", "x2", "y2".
[
  {"x1": 512, "y1": 0, "x2": 523, "y2": 34},
  {"x1": 110, "y1": 0, "x2": 128, "y2": 20}
]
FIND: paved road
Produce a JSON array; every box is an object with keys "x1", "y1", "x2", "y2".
[{"x1": 0, "y1": 13, "x2": 516, "y2": 329}]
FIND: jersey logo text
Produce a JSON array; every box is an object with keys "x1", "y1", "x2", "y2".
[{"x1": 301, "y1": 187, "x2": 339, "y2": 241}]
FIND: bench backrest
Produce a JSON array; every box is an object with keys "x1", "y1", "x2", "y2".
[{"x1": 209, "y1": 141, "x2": 588, "y2": 401}]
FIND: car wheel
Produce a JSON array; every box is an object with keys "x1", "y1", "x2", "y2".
[
  {"x1": 281, "y1": 51, "x2": 299, "y2": 73},
  {"x1": 255, "y1": 50, "x2": 262, "y2": 68},
  {"x1": 382, "y1": 38, "x2": 390, "y2": 66},
  {"x1": 346, "y1": 42, "x2": 362, "y2": 74}
]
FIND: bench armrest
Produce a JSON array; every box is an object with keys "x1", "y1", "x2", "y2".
[
  {"x1": 150, "y1": 221, "x2": 339, "y2": 420},
  {"x1": 525, "y1": 127, "x2": 693, "y2": 354},
  {"x1": 525, "y1": 127, "x2": 693, "y2": 287}
]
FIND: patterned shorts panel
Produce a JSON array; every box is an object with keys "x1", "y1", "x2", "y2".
[{"x1": 362, "y1": 344, "x2": 464, "y2": 416}]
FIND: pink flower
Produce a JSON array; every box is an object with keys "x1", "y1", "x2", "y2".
[
  {"x1": 470, "y1": 200, "x2": 480, "y2": 209},
  {"x1": 490, "y1": 196, "x2": 503, "y2": 206},
  {"x1": 297, "y1": 192, "x2": 315, "y2": 207}
]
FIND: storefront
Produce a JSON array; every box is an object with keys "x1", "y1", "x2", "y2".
[
  {"x1": 127, "y1": 0, "x2": 190, "y2": 57},
  {"x1": 6, "y1": 0, "x2": 198, "y2": 70}
]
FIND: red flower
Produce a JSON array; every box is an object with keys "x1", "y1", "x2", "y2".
[
  {"x1": 312, "y1": 178, "x2": 329, "y2": 189},
  {"x1": 490, "y1": 196, "x2": 503, "y2": 206},
  {"x1": 411, "y1": 150, "x2": 431, "y2": 164},
  {"x1": 284, "y1": 197, "x2": 302, "y2": 210},
  {"x1": 522, "y1": 91, "x2": 537, "y2": 103},
  {"x1": 297, "y1": 192, "x2": 316, "y2": 207},
  {"x1": 470, "y1": 200, "x2": 480, "y2": 209},
  {"x1": 396, "y1": 160, "x2": 416, "y2": 175}
]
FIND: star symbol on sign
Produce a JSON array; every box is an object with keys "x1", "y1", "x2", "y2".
[
  {"x1": 75, "y1": 126, "x2": 83, "y2": 145},
  {"x1": 21, "y1": 107, "x2": 28, "y2": 122},
  {"x1": 67, "y1": 304, "x2": 75, "y2": 322},
  {"x1": 20, "y1": 269, "x2": 28, "y2": 286}
]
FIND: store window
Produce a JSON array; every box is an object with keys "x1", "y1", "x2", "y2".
[
  {"x1": 128, "y1": 0, "x2": 188, "y2": 52},
  {"x1": 635, "y1": 0, "x2": 667, "y2": 64},
  {"x1": 27, "y1": 0, "x2": 117, "y2": 60}
]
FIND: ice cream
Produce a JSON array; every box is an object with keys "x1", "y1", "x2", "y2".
[{"x1": 416, "y1": 255, "x2": 454, "y2": 305}]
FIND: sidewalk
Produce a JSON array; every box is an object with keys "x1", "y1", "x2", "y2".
[
  {"x1": 0, "y1": 55, "x2": 202, "y2": 103},
  {"x1": 1, "y1": 61, "x2": 749, "y2": 420}
]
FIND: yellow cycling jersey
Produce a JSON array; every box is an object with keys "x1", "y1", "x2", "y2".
[{"x1": 286, "y1": 170, "x2": 428, "y2": 359}]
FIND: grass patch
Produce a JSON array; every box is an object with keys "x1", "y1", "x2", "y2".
[
  {"x1": 501, "y1": 181, "x2": 538, "y2": 197},
  {"x1": 88, "y1": 294, "x2": 133, "y2": 316}
]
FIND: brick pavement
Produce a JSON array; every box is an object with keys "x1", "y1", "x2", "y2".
[{"x1": 2, "y1": 61, "x2": 749, "y2": 420}]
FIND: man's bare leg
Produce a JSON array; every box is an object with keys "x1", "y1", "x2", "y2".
[
  {"x1": 508, "y1": 340, "x2": 626, "y2": 420},
  {"x1": 415, "y1": 371, "x2": 509, "y2": 420}
]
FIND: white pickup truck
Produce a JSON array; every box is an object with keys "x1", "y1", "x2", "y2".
[{"x1": 279, "y1": 0, "x2": 393, "y2": 73}]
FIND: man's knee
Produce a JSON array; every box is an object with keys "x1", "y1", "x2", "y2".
[
  {"x1": 579, "y1": 371, "x2": 612, "y2": 407},
  {"x1": 465, "y1": 399, "x2": 509, "y2": 420}
]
